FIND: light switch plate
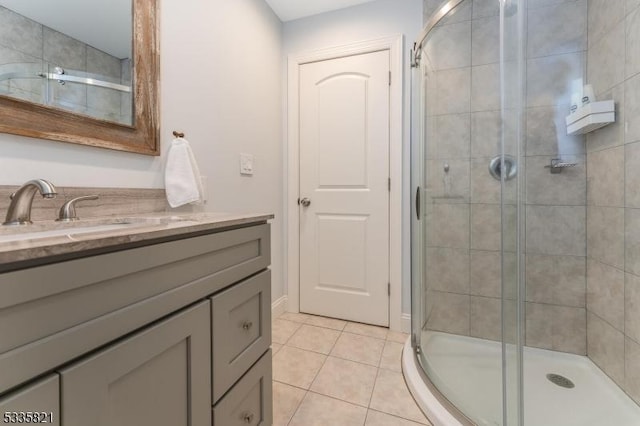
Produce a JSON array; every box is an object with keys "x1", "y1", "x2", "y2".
[{"x1": 240, "y1": 153, "x2": 254, "y2": 175}]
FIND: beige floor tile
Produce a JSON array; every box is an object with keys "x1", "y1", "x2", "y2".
[
  {"x1": 345, "y1": 322, "x2": 389, "y2": 339},
  {"x1": 272, "y1": 343, "x2": 283, "y2": 355},
  {"x1": 287, "y1": 324, "x2": 341, "y2": 354},
  {"x1": 379, "y1": 341, "x2": 404, "y2": 372},
  {"x1": 272, "y1": 319, "x2": 302, "y2": 344},
  {"x1": 331, "y1": 332, "x2": 385, "y2": 366},
  {"x1": 273, "y1": 382, "x2": 306, "y2": 426},
  {"x1": 387, "y1": 330, "x2": 410, "y2": 343},
  {"x1": 273, "y1": 346, "x2": 326, "y2": 389},
  {"x1": 370, "y1": 369, "x2": 429, "y2": 424},
  {"x1": 365, "y1": 410, "x2": 429, "y2": 425},
  {"x1": 310, "y1": 356, "x2": 378, "y2": 407},
  {"x1": 305, "y1": 315, "x2": 348, "y2": 331},
  {"x1": 280, "y1": 312, "x2": 313, "y2": 323},
  {"x1": 288, "y1": 392, "x2": 367, "y2": 426}
]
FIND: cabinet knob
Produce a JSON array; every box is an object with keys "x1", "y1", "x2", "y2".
[
  {"x1": 242, "y1": 321, "x2": 253, "y2": 331},
  {"x1": 242, "y1": 411, "x2": 254, "y2": 423}
]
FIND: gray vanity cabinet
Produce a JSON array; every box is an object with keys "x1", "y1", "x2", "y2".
[
  {"x1": 0, "y1": 375, "x2": 59, "y2": 425},
  {"x1": 60, "y1": 301, "x2": 211, "y2": 426},
  {"x1": 0, "y1": 221, "x2": 272, "y2": 426}
]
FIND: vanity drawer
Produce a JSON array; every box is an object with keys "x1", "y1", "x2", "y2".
[
  {"x1": 212, "y1": 350, "x2": 272, "y2": 426},
  {"x1": 211, "y1": 270, "x2": 271, "y2": 402}
]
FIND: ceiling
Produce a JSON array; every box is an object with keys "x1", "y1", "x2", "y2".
[
  {"x1": 0, "y1": 0, "x2": 132, "y2": 59},
  {"x1": 265, "y1": 0, "x2": 377, "y2": 22}
]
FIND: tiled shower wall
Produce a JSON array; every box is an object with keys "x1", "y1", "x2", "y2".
[
  {"x1": 522, "y1": 0, "x2": 588, "y2": 355},
  {"x1": 0, "y1": 6, "x2": 131, "y2": 124},
  {"x1": 584, "y1": 0, "x2": 640, "y2": 406},
  {"x1": 422, "y1": 0, "x2": 506, "y2": 342},
  {"x1": 422, "y1": 0, "x2": 589, "y2": 355}
]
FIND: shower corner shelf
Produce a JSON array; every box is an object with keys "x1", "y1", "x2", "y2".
[{"x1": 565, "y1": 100, "x2": 615, "y2": 136}]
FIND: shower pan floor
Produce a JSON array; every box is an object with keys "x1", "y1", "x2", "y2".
[{"x1": 419, "y1": 331, "x2": 640, "y2": 426}]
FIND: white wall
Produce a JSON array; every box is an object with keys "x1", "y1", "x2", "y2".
[
  {"x1": 0, "y1": 0, "x2": 285, "y2": 302},
  {"x1": 161, "y1": 0, "x2": 284, "y2": 302},
  {"x1": 0, "y1": 137, "x2": 165, "y2": 188},
  {"x1": 282, "y1": 0, "x2": 423, "y2": 315}
]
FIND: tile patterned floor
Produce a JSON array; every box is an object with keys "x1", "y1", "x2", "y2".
[{"x1": 272, "y1": 312, "x2": 433, "y2": 426}]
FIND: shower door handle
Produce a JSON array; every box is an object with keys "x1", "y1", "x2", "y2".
[{"x1": 415, "y1": 187, "x2": 421, "y2": 220}]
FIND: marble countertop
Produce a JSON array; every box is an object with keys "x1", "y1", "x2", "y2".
[{"x1": 0, "y1": 212, "x2": 273, "y2": 269}]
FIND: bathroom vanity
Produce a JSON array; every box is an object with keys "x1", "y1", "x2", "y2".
[{"x1": 0, "y1": 213, "x2": 273, "y2": 425}]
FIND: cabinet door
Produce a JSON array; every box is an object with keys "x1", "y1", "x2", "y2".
[
  {"x1": 60, "y1": 301, "x2": 211, "y2": 426},
  {"x1": 0, "y1": 375, "x2": 59, "y2": 425}
]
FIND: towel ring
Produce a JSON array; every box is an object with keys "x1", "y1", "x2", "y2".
[{"x1": 172, "y1": 131, "x2": 185, "y2": 138}]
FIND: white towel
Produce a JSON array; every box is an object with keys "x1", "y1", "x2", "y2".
[{"x1": 165, "y1": 137, "x2": 204, "y2": 208}]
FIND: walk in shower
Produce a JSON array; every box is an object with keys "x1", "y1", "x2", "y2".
[{"x1": 407, "y1": 0, "x2": 640, "y2": 425}]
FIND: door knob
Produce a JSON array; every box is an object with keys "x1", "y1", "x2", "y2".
[{"x1": 300, "y1": 198, "x2": 311, "y2": 207}]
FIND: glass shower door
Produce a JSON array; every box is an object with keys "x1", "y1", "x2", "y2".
[{"x1": 410, "y1": 0, "x2": 526, "y2": 424}]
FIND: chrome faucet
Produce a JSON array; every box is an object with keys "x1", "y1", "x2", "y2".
[{"x1": 3, "y1": 179, "x2": 58, "y2": 226}]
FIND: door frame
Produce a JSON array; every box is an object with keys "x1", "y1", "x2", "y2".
[{"x1": 285, "y1": 35, "x2": 403, "y2": 331}]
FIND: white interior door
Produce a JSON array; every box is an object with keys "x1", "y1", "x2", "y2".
[{"x1": 299, "y1": 50, "x2": 390, "y2": 326}]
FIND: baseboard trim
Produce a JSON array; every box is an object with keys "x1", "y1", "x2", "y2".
[
  {"x1": 401, "y1": 313, "x2": 411, "y2": 334},
  {"x1": 272, "y1": 295, "x2": 288, "y2": 319}
]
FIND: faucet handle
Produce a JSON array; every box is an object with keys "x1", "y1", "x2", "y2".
[{"x1": 56, "y1": 195, "x2": 99, "y2": 222}]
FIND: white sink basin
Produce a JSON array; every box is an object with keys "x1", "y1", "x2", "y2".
[{"x1": 0, "y1": 222, "x2": 139, "y2": 243}]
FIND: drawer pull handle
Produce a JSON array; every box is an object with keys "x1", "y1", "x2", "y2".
[
  {"x1": 242, "y1": 412, "x2": 254, "y2": 423},
  {"x1": 242, "y1": 321, "x2": 253, "y2": 331}
]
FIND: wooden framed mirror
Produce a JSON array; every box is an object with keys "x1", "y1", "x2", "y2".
[{"x1": 0, "y1": 0, "x2": 159, "y2": 155}]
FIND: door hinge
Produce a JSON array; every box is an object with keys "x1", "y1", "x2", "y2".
[
  {"x1": 388, "y1": 71, "x2": 391, "y2": 86},
  {"x1": 388, "y1": 177, "x2": 391, "y2": 192},
  {"x1": 388, "y1": 282, "x2": 391, "y2": 296}
]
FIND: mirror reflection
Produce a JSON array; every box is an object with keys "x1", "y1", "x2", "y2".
[{"x1": 0, "y1": 0, "x2": 133, "y2": 125}]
